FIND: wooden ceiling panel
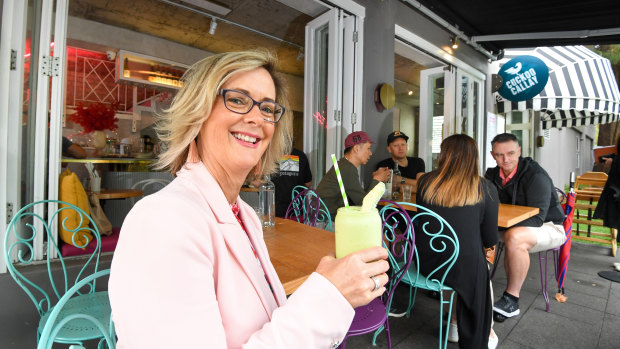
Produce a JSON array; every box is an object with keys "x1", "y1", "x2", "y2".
[{"x1": 68, "y1": 0, "x2": 307, "y2": 76}]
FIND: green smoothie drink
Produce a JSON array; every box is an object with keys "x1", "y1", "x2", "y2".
[{"x1": 335, "y1": 206, "x2": 382, "y2": 258}]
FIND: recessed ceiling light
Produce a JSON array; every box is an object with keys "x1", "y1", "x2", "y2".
[{"x1": 408, "y1": 90, "x2": 413, "y2": 96}]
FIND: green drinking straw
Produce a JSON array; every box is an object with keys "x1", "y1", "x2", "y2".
[{"x1": 331, "y1": 154, "x2": 349, "y2": 208}]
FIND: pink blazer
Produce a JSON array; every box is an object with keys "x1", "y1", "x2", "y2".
[{"x1": 109, "y1": 162, "x2": 354, "y2": 348}]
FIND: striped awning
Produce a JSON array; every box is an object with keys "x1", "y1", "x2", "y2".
[{"x1": 495, "y1": 46, "x2": 620, "y2": 129}]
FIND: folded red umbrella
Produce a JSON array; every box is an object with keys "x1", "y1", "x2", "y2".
[{"x1": 556, "y1": 175, "x2": 576, "y2": 301}]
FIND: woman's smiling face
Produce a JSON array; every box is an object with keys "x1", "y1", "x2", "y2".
[{"x1": 198, "y1": 67, "x2": 276, "y2": 176}]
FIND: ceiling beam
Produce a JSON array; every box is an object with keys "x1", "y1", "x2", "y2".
[
  {"x1": 402, "y1": 0, "x2": 498, "y2": 60},
  {"x1": 180, "y1": 0, "x2": 231, "y2": 16},
  {"x1": 157, "y1": 0, "x2": 303, "y2": 49},
  {"x1": 472, "y1": 28, "x2": 620, "y2": 42}
]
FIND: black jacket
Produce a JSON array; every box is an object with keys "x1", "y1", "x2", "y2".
[
  {"x1": 485, "y1": 157, "x2": 564, "y2": 227},
  {"x1": 593, "y1": 156, "x2": 620, "y2": 231}
]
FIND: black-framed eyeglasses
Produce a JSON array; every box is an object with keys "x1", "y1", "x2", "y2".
[{"x1": 218, "y1": 89, "x2": 285, "y2": 123}]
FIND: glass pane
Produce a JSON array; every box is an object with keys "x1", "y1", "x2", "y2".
[
  {"x1": 512, "y1": 111, "x2": 523, "y2": 124},
  {"x1": 512, "y1": 130, "x2": 524, "y2": 148},
  {"x1": 394, "y1": 54, "x2": 421, "y2": 157},
  {"x1": 21, "y1": 1, "x2": 40, "y2": 208},
  {"x1": 311, "y1": 25, "x2": 329, "y2": 184},
  {"x1": 431, "y1": 76, "x2": 444, "y2": 170},
  {"x1": 472, "y1": 81, "x2": 479, "y2": 141},
  {"x1": 460, "y1": 75, "x2": 469, "y2": 134}
]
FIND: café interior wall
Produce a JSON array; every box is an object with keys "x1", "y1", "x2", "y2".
[
  {"x1": 394, "y1": 101, "x2": 417, "y2": 157},
  {"x1": 355, "y1": 0, "x2": 491, "y2": 185}
]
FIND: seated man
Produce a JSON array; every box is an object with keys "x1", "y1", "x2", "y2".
[
  {"x1": 485, "y1": 133, "x2": 565, "y2": 321},
  {"x1": 376, "y1": 131, "x2": 425, "y2": 189},
  {"x1": 62, "y1": 136, "x2": 87, "y2": 159},
  {"x1": 272, "y1": 148, "x2": 313, "y2": 217},
  {"x1": 317, "y1": 131, "x2": 390, "y2": 220}
]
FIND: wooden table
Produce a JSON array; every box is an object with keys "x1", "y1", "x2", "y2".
[
  {"x1": 90, "y1": 189, "x2": 144, "y2": 200},
  {"x1": 240, "y1": 187, "x2": 259, "y2": 192},
  {"x1": 377, "y1": 196, "x2": 539, "y2": 228},
  {"x1": 497, "y1": 203, "x2": 539, "y2": 228},
  {"x1": 263, "y1": 201, "x2": 540, "y2": 294},
  {"x1": 263, "y1": 218, "x2": 334, "y2": 294}
]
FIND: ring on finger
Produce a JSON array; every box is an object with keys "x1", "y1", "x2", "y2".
[{"x1": 371, "y1": 275, "x2": 381, "y2": 291}]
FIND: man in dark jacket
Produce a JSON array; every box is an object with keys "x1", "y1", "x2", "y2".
[
  {"x1": 317, "y1": 131, "x2": 391, "y2": 220},
  {"x1": 485, "y1": 133, "x2": 565, "y2": 321},
  {"x1": 593, "y1": 138, "x2": 620, "y2": 239}
]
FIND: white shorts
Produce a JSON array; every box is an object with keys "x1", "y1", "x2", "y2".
[{"x1": 528, "y1": 222, "x2": 567, "y2": 253}]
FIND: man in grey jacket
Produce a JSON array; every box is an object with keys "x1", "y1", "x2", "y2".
[
  {"x1": 317, "y1": 131, "x2": 391, "y2": 220},
  {"x1": 485, "y1": 133, "x2": 565, "y2": 322}
]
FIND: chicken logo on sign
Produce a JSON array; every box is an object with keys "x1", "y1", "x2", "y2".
[{"x1": 498, "y1": 55, "x2": 549, "y2": 102}]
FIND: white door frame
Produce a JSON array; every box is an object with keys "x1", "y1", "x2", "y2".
[
  {"x1": 304, "y1": 8, "x2": 339, "y2": 186},
  {"x1": 1, "y1": 0, "x2": 70, "y2": 269},
  {"x1": 456, "y1": 69, "x2": 485, "y2": 167},
  {"x1": 419, "y1": 66, "x2": 454, "y2": 170},
  {"x1": 1, "y1": 0, "x2": 27, "y2": 273},
  {"x1": 304, "y1": 3, "x2": 364, "y2": 184},
  {"x1": 396, "y1": 25, "x2": 486, "y2": 171}
]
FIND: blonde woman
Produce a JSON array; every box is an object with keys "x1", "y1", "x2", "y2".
[
  {"x1": 416, "y1": 134, "x2": 499, "y2": 348},
  {"x1": 109, "y1": 50, "x2": 389, "y2": 348}
]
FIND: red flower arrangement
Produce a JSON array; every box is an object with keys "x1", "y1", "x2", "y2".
[{"x1": 69, "y1": 101, "x2": 119, "y2": 133}]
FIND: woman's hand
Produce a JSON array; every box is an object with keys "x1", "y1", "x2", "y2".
[{"x1": 315, "y1": 246, "x2": 390, "y2": 308}]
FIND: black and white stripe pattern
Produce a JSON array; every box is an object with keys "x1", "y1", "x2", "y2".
[{"x1": 496, "y1": 46, "x2": 620, "y2": 129}]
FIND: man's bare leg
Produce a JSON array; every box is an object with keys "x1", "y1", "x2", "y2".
[{"x1": 503, "y1": 227, "x2": 538, "y2": 297}]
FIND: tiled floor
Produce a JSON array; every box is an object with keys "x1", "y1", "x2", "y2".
[
  {"x1": 1, "y1": 243, "x2": 618, "y2": 348},
  {"x1": 346, "y1": 242, "x2": 620, "y2": 348}
]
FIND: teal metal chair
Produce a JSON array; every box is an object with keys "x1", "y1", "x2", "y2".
[
  {"x1": 285, "y1": 185, "x2": 332, "y2": 230},
  {"x1": 37, "y1": 269, "x2": 116, "y2": 349},
  {"x1": 129, "y1": 178, "x2": 170, "y2": 205},
  {"x1": 3, "y1": 200, "x2": 112, "y2": 347},
  {"x1": 395, "y1": 202, "x2": 460, "y2": 349}
]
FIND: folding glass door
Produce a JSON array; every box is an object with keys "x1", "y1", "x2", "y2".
[
  {"x1": 1, "y1": 0, "x2": 68, "y2": 269},
  {"x1": 304, "y1": 7, "x2": 362, "y2": 186}
]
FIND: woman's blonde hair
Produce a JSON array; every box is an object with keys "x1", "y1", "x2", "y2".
[
  {"x1": 420, "y1": 134, "x2": 483, "y2": 207},
  {"x1": 153, "y1": 50, "x2": 292, "y2": 176}
]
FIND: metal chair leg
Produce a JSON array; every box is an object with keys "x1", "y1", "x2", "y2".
[
  {"x1": 538, "y1": 250, "x2": 551, "y2": 312},
  {"x1": 490, "y1": 241, "x2": 504, "y2": 279}
]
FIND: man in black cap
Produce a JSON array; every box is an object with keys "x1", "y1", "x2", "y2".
[{"x1": 376, "y1": 131, "x2": 425, "y2": 189}]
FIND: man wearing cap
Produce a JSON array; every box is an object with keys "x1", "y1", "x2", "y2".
[
  {"x1": 376, "y1": 131, "x2": 426, "y2": 189},
  {"x1": 317, "y1": 131, "x2": 391, "y2": 220}
]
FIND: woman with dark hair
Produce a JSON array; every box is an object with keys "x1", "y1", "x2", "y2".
[
  {"x1": 417, "y1": 134, "x2": 499, "y2": 348},
  {"x1": 594, "y1": 136, "x2": 620, "y2": 241}
]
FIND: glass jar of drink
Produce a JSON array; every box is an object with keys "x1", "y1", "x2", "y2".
[{"x1": 335, "y1": 206, "x2": 382, "y2": 258}]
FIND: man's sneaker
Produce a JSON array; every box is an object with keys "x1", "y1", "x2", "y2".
[
  {"x1": 493, "y1": 292, "x2": 520, "y2": 318},
  {"x1": 447, "y1": 323, "x2": 459, "y2": 343},
  {"x1": 493, "y1": 312, "x2": 508, "y2": 323}
]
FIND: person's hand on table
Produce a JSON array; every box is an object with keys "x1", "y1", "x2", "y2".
[
  {"x1": 315, "y1": 246, "x2": 389, "y2": 308},
  {"x1": 373, "y1": 167, "x2": 391, "y2": 183}
]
